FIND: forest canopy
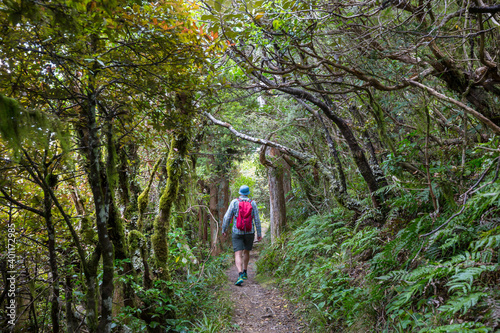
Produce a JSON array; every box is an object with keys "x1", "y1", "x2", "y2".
[{"x1": 1, "y1": 0, "x2": 500, "y2": 332}]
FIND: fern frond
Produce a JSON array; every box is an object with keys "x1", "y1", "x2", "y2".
[{"x1": 438, "y1": 291, "x2": 488, "y2": 315}]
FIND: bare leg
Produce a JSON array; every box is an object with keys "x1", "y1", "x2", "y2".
[
  {"x1": 234, "y1": 250, "x2": 243, "y2": 273},
  {"x1": 242, "y1": 250, "x2": 250, "y2": 271}
]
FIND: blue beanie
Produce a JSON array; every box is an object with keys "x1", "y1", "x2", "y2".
[{"x1": 239, "y1": 185, "x2": 250, "y2": 196}]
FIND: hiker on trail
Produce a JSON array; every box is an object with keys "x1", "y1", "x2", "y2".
[{"x1": 222, "y1": 185, "x2": 262, "y2": 286}]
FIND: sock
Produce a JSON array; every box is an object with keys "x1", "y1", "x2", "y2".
[
  {"x1": 239, "y1": 272, "x2": 243, "y2": 276},
  {"x1": 243, "y1": 269, "x2": 247, "y2": 274}
]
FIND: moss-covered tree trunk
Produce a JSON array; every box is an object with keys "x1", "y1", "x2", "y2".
[
  {"x1": 77, "y1": 95, "x2": 115, "y2": 333},
  {"x1": 152, "y1": 92, "x2": 193, "y2": 282},
  {"x1": 173, "y1": 174, "x2": 188, "y2": 230},
  {"x1": 85, "y1": 250, "x2": 100, "y2": 333},
  {"x1": 64, "y1": 255, "x2": 79, "y2": 333}
]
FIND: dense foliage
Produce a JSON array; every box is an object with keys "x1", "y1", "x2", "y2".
[
  {"x1": 258, "y1": 173, "x2": 500, "y2": 331},
  {"x1": 1, "y1": 0, "x2": 500, "y2": 332}
]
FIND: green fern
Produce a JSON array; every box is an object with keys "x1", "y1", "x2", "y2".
[
  {"x1": 341, "y1": 226, "x2": 380, "y2": 257},
  {"x1": 438, "y1": 291, "x2": 488, "y2": 316},
  {"x1": 447, "y1": 265, "x2": 496, "y2": 295}
]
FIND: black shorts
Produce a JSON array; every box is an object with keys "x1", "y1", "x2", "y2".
[{"x1": 232, "y1": 233, "x2": 255, "y2": 252}]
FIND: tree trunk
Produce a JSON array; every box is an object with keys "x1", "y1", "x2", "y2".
[
  {"x1": 218, "y1": 176, "x2": 231, "y2": 248},
  {"x1": 44, "y1": 187, "x2": 60, "y2": 333},
  {"x1": 209, "y1": 182, "x2": 222, "y2": 255},
  {"x1": 65, "y1": 257, "x2": 79, "y2": 333},
  {"x1": 268, "y1": 148, "x2": 287, "y2": 243},
  {"x1": 283, "y1": 159, "x2": 293, "y2": 201},
  {"x1": 116, "y1": 147, "x2": 130, "y2": 215},
  {"x1": 152, "y1": 92, "x2": 192, "y2": 283},
  {"x1": 80, "y1": 97, "x2": 115, "y2": 333},
  {"x1": 197, "y1": 180, "x2": 209, "y2": 244},
  {"x1": 126, "y1": 142, "x2": 142, "y2": 219},
  {"x1": 198, "y1": 203, "x2": 208, "y2": 244},
  {"x1": 260, "y1": 146, "x2": 287, "y2": 243},
  {"x1": 149, "y1": 93, "x2": 193, "y2": 329},
  {"x1": 173, "y1": 173, "x2": 188, "y2": 230}
]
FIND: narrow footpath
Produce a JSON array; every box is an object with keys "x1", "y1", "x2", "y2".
[{"x1": 226, "y1": 242, "x2": 305, "y2": 332}]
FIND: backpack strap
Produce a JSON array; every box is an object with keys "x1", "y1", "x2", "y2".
[
  {"x1": 236, "y1": 198, "x2": 242, "y2": 220},
  {"x1": 249, "y1": 200, "x2": 254, "y2": 232}
]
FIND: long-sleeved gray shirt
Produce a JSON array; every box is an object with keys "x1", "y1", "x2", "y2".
[{"x1": 221, "y1": 196, "x2": 262, "y2": 237}]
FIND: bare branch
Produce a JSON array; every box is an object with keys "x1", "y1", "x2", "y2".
[
  {"x1": 469, "y1": 4, "x2": 500, "y2": 14},
  {"x1": 406, "y1": 79, "x2": 500, "y2": 135}
]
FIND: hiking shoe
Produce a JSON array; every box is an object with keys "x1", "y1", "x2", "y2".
[
  {"x1": 242, "y1": 271, "x2": 248, "y2": 280},
  {"x1": 235, "y1": 276, "x2": 244, "y2": 286}
]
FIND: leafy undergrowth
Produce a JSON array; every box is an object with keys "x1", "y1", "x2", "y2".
[
  {"x1": 257, "y1": 182, "x2": 500, "y2": 332},
  {"x1": 180, "y1": 253, "x2": 235, "y2": 333},
  {"x1": 114, "y1": 229, "x2": 234, "y2": 332}
]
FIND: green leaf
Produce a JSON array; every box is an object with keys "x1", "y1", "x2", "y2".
[{"x1": 214, "y1": 0, "x2": 222, "y2": 12}]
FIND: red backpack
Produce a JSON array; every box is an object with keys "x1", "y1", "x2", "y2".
[{"x1": 236, "y1": 199, "x2": 253, "y2": 232}]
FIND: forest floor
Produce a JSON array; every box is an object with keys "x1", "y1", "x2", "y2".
[{"x1": 225, "y1": 241, "x2": 306, "y2": 332}]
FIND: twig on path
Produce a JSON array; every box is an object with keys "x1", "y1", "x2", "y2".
[
  {"x1": 261, "y1": 307, "x2": 276, "y2": 318},
  {"x1": 242, "y1": 290, "x2": 260, "y2": 305}
]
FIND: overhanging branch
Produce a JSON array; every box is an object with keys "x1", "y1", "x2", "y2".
[
  {"x1": 469, "y1": 5, "x2": 500, "y2": 14},
  {"x1": 203, "y1": 111, "x2": 364, "y2": 213},
  {"x1": 406, "y1": 79, "x2": 500, "y2": 135},
  {"x1": 203, "y1": 111, "x2": 314, "y2": 162}
]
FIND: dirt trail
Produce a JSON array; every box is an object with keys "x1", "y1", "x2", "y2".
[{"x1": 226, "y1": 242, "x2": 305, "y2": 332}]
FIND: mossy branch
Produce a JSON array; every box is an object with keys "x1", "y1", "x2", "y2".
[
  {"x1": 152, "y1": 135, "x2": 188, "y2": 282},
  {"x1": 137, "y1": 157, "x2": 162, "y2": 231},
  {"x1": 128, "y1": 230, "x2": 147, "y2": 254}
]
